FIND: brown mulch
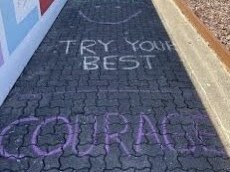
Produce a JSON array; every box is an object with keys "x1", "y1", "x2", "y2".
[{"x1": 183, "y1": 0, "x2": 230, "y2": 51}]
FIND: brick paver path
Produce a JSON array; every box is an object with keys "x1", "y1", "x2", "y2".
[{"x1": 0, "y1": 0, "x2": 230, "y2": 171}]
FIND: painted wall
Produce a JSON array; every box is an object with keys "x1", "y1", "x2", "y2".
[
  {"x1": 0, "y1": 0, "x2": 67, "y2": 105},
  {"x1": 0, "y1": 44, "x2": 3, "y2": 66}
]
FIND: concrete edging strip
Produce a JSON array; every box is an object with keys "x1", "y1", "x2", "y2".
[
  {"x1": 174, "y1": 0, "x2": 230, "y2": 71},
  {"x1": 151, "y1": 0, "x2": 230, "y2": 154}
]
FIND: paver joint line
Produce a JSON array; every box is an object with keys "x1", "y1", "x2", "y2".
[{"x1": 0, "y1": 0, "x2": 229, "y2": 171}]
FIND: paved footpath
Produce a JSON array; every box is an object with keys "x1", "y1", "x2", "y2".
[{"x1": 0, "y1": 0, "x2": 230, "y2": 171}]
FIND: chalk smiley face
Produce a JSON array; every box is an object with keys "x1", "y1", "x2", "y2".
[{"x1": 79, "y1": 4, "x2": 142, "y2": 25}]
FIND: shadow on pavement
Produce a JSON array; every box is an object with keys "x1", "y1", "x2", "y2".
[{"x1": 0, "y1": 0, "x2": 229, "y2": 171}]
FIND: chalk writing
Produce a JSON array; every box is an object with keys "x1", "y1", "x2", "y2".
[
  {"x1": 162, "y1": 114, "x2": 196, "y2": 153},
  {"x1": 124, "y1": 38, "x2": 173, "y2": 52},
  {"x1": 83, "y1": 55, "x2": 155, "y2": 70},
  {"x1": 72, "y1": 116, "x2": 98, "y2": 156},
  {"x1": 59, "y1": 39, "x2": 175, "y2": 55},
  {"x1": 59, "y1": 40, "x2": 77, "y2": 55},
  {"x1": 0, "y1": 113, "x2": 224, "y2": 160},
  {"x1": 59, "y1": 38, "x2": 175, "y2": 71},
  {"x1": 135, "y1": 114, "x2": 162, "y2": 152},
  {"x1": 105, "y1": 113, "x2": 130, "y2": 154},
  {"x1": 31, "y1": 116, "x2": 73, "y2": 156},
  {"x1": 0, "y1": 117, "x2": 39, "y2": 159}
]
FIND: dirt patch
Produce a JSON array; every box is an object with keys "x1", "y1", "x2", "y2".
[{"x1": 184, "y1": 0, "x2": 230, "y2": 51}]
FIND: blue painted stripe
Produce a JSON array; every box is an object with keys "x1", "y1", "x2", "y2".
[
  {"x1": 0, "y1": 43, "x2": 3, "y2": 66},
  {"x1": 0, "y1": 1, "x2": 39, "y2": 53}
]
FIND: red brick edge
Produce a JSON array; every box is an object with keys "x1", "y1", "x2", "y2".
[{"x1": 174, "y1": 0, "x2": 230, "y2": 71}]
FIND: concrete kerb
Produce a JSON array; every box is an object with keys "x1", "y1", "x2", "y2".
[
  {"x1": 174, "y1": 0, "x2": 230, "y2": 72},
  {"x1": 151, "y1": 0, "x2": 230, "y2": 155}
]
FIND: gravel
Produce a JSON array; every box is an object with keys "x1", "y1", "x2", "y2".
[{"x1": 183, "y1": 0, "x2": 230, "y2": 51}]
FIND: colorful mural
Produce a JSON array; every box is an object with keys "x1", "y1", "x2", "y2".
[
  {"x1": 39, "y1": 0, "x2": 55, "y2": 15},
  {"x1": 0, "y1": 0, "x2": 56, "y2": 54},
  {"x1": 0, "y1": 0, "x2": 39, "y2": 53},
  {"x1": 0, "y1": 0, "x2": 67, "y2": 105},
  {"x1": 13, "y1": 0, "x2": 39, "y2": 23},
  {"x1": 0, "y1": 44, "x2": 3, "y2": 66}
]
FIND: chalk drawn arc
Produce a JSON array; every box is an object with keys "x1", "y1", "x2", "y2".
[{"x1": 79, "y1": 10, "x2": 142, "y2": 25}]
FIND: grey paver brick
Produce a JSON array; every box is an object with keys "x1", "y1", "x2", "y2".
[
  {"x1": 0, "y1": 0, "x2": 229, "y2": 171},
  {"x1": 179, "y1": 155, "x2": 211, "y2": 171},
  {"x1": 60, "y1": 155, "x2": 90, "y2": 170},
  {"x1": 121, "y1": 155, "x2": 151, "y2": 169}
]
